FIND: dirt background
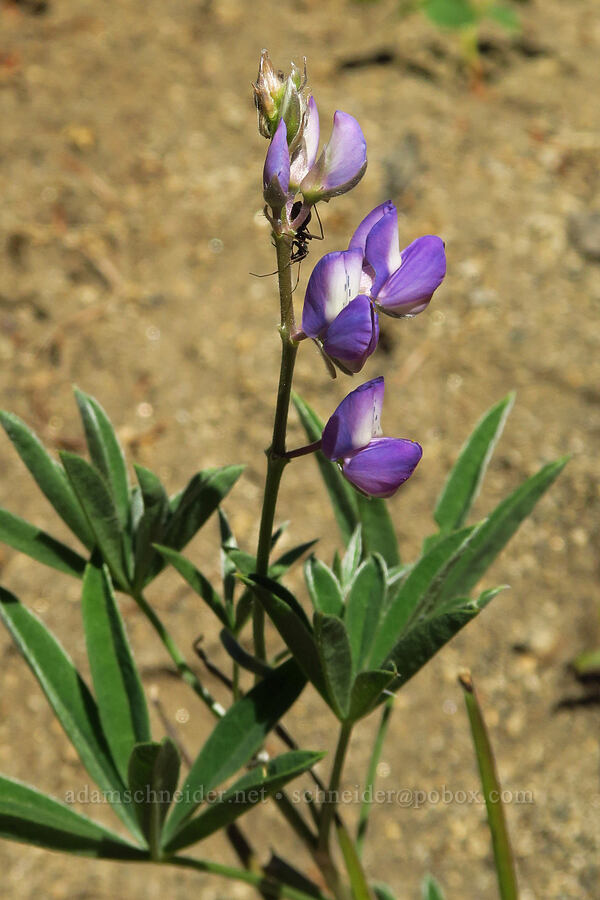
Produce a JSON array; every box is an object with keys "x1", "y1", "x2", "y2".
[{"x1": 1, "y1": 1, "x2": 599, "y2": 898}]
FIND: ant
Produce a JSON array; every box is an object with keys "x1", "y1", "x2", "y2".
[{"x1": 251, "y1": 201, "x2": 324, "y2": 290}]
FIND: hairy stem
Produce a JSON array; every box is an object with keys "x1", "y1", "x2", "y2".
[{"x1": 253, "y1": 232, "x2": 298, "y2": 662}]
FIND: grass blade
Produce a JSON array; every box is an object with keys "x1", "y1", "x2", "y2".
[{"x1": 459, "y1": 671, "x2": 518, "y2": 900}]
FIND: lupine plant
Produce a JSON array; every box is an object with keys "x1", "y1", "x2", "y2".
[{"x1": 0, "y1": 51, "x2": 565, "y2": 899}]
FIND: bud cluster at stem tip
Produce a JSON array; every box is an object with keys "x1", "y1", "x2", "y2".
[
  {"x1": 253, "y1": 49, "x2": 309, "y2": 151},
  {"x1": 256, "y1": 50, "x2": 367, "y2": 224}
]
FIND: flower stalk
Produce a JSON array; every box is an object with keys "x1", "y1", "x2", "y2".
[{"x1": 254, "y1": 231, "x2": 298, "y2": 662}]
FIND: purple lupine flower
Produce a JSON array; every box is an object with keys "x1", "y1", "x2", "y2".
[
  {"x1": 262, "y1": 97, "x2": 366, "y2": 210},
  {"x1": 301, "y1": 248, "x2": 379, "y2": 373},
  {"x1": 348, "y1": 202, "x2": 446, "y2": 318},
  {"x1": 322, "y1": 377, "x2": 422, "y2": 498},
  {"x1": 263, "y1": 119, "x2": 291, "y2": 210},
  {"x1": 295, "y1": 109, "x2": 367, "y2": 203}
]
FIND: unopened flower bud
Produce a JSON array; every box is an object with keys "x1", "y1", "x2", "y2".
[{"x1": 253, "y1": 49, "x2": 309, "y2": 148}]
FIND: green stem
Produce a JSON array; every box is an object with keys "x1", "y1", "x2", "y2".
[
  {"x1": 169, "y1": 855, "x2": 331, "y2": 900},
  {"x1": 134, "y1": 591, "x2": 225, "y2": 718},
  {"x1": 253, "y1": 232, "x2": 298, "y2": 662},
  {"x1": 356, "y1": 696, "x2": 394, "y2": 857},
  {"x1": 319, "y1": 721, "x2": 353, "y2": 853}
]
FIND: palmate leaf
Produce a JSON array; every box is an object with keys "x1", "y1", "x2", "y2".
[
  {"x1": 162, "y1": 657, "x2": 306, "y2": 843},
  {"x1": 81, "y1": 560, "x2": 151, "y2": 784},
  {"x1": 0, "y1": 589, "x2": 140, "y2": 838},
  {"x1": 163, "y1": 751, "x2": 323, "y2": 853},
  {"x1": 293, "y1": 393, "x2": 400, "y2": 565},
  {"x1": 0, "y1": 508, "x2": 86, "y2": 578},
  {"x1": 0, "y1": 410, "x2": 93, "y2": 548},
  {"x1": 74, "y1": 388, "x2": 131, "y2": 530},
  {"x1": 128, "y1": 738, "x2": 180, "y2": 857},
  {"x1": 0, "y1": 776, "x2": 145, "y2": 859},
  {"x1": 433, "y1": 393, "x2": 515, "y2": 534}
]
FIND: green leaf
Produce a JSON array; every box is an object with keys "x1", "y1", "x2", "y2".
[
  {"x1": 434, "y1": 393, "x2": 515, "y2": 533},
  {"x1": 74, "y1": 389, "x2": 131, "y2": 529},
  {"x1": 225, "y1": 545, "x2": 314, "y2": 582},
  {"x1": 369, "y1": 526, "x2": 476, "y2": 667},
  {"x1": 154, "y1": 545, "x2": 231, "y2": 629},
  {"x1": 422, "y1": 874, "x2": 446, "y2": 900},
  {"x1": 60, "y1": 451, "x2": 130, "y2": 590},
  {"x1": 292, "y1": 393, "x2": 358, "y2": 544},
  {"x1": 304, "y1": 557, "x2": 344, "y2": 617},
  {"x1": 162, "y1": 658, "x2": 306, "y2": 842},
  {"x1": 220, "y1": 629, "x2": 273, "y2": 678},
  {"x1": 372, "y1": 884, "x2": 397, "y2": 900},
  {"x1": 128, "y1": 738, "x2": 180, "y2": 856},
  {"x1": 218, "y1": 507, "x2": 238, "y2": 611},
  {"x1": 348, "y1": 669, "x2": 396, "y2": 722},
  {"x1": 132, "y1": 464, "x2": 170, "y2": 590},
  {"x1": 423, "y1": 0, "x2": 478, "y2": 28},
  {"x1": 248, "y1": 574, "x2": 326, "y2": 697},
  {"x1": 162, "y1": 465, "x2": 244, "y2": 553},
  {"x1": 273, "y1": 539, "x2": 319, "y2": 574},
  {"x1": 314, "y1": 613, "x2": 354, "y2": 719},
  {"x1": 341, "y1": 526, "x2": 362, "y2": 587},
  {"x1": 0, "y1": 776, "x2": 145, "y2": 858},
  {"x1": 164, "y1": 751, "x2": 323, "y2": 852},
  {"x1": 435, "y1": 457, "x2": 568, "y2": 605},
  {"x1": 0, "y1": 508, "x2": 86, "y2": 578},
  {"x1": 356, "y1": 494, "x2": 400, "y2": 567},
  {"x1": 0, "y1": 410, "x2": 93, "y2": 548},
  {"x1": 383, "y1": 591, "x2": 496, "y2": 690},
  {"x1": 346, "y1": 557, "x2": 387, "y2": 671},
  {"x1": 0, "y1": 589, "x2": 139, "y2": 837},
  {"x1": 488, "y1": 4, "x2": 520, "y2": 32},
  {"x1": 81, "y1": 560, "x2": 151, "y2": 784}
]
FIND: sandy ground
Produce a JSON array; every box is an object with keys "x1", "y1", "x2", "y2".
[{"x1": 0, "y1": 0, "x2": 599, "y2": 897}]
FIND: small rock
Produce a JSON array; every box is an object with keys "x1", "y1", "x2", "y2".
[{"x1": 568, "y1": 211, "x2": 600, "y2": 261}]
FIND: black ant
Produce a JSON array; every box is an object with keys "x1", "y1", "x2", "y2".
[{"x1": 251, "y1": 201, "x2": 324, "y2": 290}]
